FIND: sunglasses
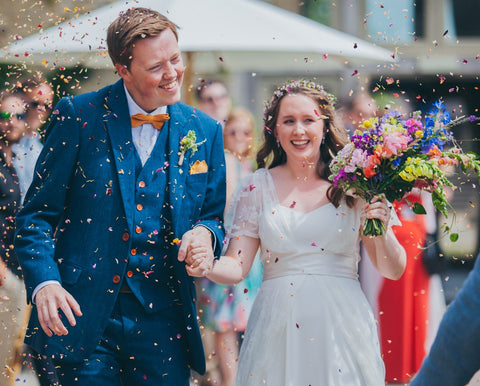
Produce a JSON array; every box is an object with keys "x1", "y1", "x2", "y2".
[
  {"x1": 0, "y1": 111, "x2": 25, "y2": 121},
  {"x1": 202, "y1": 94, "x2": 228, "y2": 104}
]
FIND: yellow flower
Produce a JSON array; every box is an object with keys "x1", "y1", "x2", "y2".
[{"x1": 414, "y1": 130, "x2": 424, "y2": 139}]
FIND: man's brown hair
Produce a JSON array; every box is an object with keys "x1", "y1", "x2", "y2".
[{"x1": 107, "y1": 7, "x2": 179, "y2": 69}]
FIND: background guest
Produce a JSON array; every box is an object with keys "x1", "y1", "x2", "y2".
[
  {"x1": 0, "y1": 91, "x2": 28, "y2": 386},
  {"x1": 196, "y1": 79, "x2": 232, "y2": 126},
  {"x1": 194, "y1": 78, "x2": 233, "y2": 386},
  {"x1": 339, "y1": 90, "x2": 378, "y2": 135},
  {"x1": 14, "y1": 74, "x2": 53, "y2": 202}
]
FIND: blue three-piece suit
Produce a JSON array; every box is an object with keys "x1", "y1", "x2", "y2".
[{"x1": 14, "y1": 79, "x2": 226, "y2": 380}]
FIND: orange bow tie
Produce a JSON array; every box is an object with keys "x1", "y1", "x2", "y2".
[{"x1": 131, "y1": 113, "x2": 170, "y2": 130}]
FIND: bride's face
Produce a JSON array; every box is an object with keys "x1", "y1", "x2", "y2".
[{"x1": 275, "y1": 94, "x2": 325, "y2": 165}]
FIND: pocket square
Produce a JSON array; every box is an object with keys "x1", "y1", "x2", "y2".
[{"x1": 189, "y1": 160, "x2": 208, "y2": 174}]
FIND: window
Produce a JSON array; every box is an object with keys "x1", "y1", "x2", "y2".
[{"x1": 365, "y1": 0, "x2": 424, "y2": 43}]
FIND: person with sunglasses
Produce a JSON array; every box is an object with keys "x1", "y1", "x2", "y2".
[
  {"x1": 196, "y1": 79, "x2": 232, "y2": 127},
  {"x1": 0, "y1": 91, "x2": 29, "y2": 385},
  {"x1": 14, "y1": 74, "x2": 54, "y2": 203}
]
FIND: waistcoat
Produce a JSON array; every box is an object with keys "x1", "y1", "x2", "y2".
[{"x1": 125, "y1": 125, "x2": 181, "y2": 313}]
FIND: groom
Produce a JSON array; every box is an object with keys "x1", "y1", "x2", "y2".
[{"x1": 14, "y1": 8, "x2": 226, "y2": 385}]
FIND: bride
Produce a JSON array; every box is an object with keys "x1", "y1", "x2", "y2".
[{"x1": 185, "y1": 80, "x2": 406, "y2": 385}]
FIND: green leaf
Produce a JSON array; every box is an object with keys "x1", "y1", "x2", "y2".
[
  {"x1": 412, "y1": 203, "x2": 427, "y2": 215},
  {"x1": 450, "y1": 233, "x2": 459, "y2": 242}
]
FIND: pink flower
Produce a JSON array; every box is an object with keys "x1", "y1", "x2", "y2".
[
  {"x1": 382, "y1": 132, "x2": 410, "y2": 158},
  {"x1": 405, "y1": 118, "x2": 423, "y2": 131},
  {"x1": 345, "y1": 149, "x2": 367, "y2": 172}
]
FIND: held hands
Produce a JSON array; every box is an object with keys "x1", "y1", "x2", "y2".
[
  {"x1": 177, "y1": 226, "x2": 215, "y2": 277},
  {"x1": 35, "y1": 284, "x2": 82, "y2": 337},
  {"x1": 361, "y1": 196, "x2": 391, "y2": 231}
]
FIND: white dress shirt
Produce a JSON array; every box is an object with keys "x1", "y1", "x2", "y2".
[{"x1": 124, "y1": 85, "x2": 167, "y2": 166}]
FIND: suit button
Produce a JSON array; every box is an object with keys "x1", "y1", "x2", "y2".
[
  {"x1": 122, "y1": 232, "x2": 129, "y2": 241},
  {"x1": 112, "y1": 275, "x2": 121, "y2": 284},
  {"x1": 127, "y1": 270, "x2": 133, "y2": 278},
  {"x1": 138, "y1": 181, "x2": 146, "y2": 188},
  {"x1": 130, "y1": 248, "x2": 137, "y2": 256},
  {"x1": 136, "y1": 204, "x2": 143, "y2": 211},
  {"x1": 135, "y1": 226, "x2": 142, "y2": 234}
]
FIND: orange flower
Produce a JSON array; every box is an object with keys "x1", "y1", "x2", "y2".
[
  {"x1": 428, "y1": 146, "x2": 442, "y2": 158},
  {"x1": 364, "y1": 165, "x2": 377, "y2": 178}
]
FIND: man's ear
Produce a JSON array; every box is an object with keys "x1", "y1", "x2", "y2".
[{"x1": 115, "y1": 63, "x2": 129, "y2": 80}]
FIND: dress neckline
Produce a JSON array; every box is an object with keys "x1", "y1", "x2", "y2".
[{"x1": 264, "y1": 168, "x2": 333, "y2": 215}]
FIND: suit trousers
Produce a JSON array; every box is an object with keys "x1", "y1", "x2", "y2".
[
  {"x1": 0, "y1": 268, "x2": 29, "y2": 386},
  {"x1": 53, "y1": 292, "x2": 190, "y2": 386}
]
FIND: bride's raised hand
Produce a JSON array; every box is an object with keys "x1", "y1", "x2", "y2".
[{"x1": 362, "y1": 195, "x2": 391, "y2": 230}]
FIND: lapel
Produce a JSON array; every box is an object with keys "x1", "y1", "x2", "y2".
[
  {"x1": 167, "y1": 103, "x2": 190, "y2": 234},
  {"x1": 104, "y1": 79, "x2": 136, "y2": 234}
]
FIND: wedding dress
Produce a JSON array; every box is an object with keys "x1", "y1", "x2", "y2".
[{"x1": 227, "y1": 169, "x2": 389, "y2": 386}]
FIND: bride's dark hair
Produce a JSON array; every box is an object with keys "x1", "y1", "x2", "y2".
[{"x1": 257, "y1": 80, "x2": 354, "y2": 208}]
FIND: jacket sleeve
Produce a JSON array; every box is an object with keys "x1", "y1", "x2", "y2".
[
  {"x1": 14, "y1": 97, "x2": 81, "y2": 302},
  {"x1": 411, "y1": 256, "x2": 480, "y2": 385}
]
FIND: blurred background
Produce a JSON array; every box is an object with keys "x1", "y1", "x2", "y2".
[{"x1": 2, "y1": 1, "x2": 480, "y2": 385}]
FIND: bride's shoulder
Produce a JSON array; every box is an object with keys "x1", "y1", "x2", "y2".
[{"x1": 248, "y1": 168, "x2": 271, "y2": 183}]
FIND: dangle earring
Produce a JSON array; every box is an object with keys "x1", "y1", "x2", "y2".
[
  {"x1": 276, "y1": 138, "x2": 281, "y2": 148},
  {"x1": 322, "y1": 129, "x2": 329, "y2": 145}
]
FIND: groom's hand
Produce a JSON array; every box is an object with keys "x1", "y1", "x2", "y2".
[
  {"x1": 178, "y1": 226, "x2": 214, "y2": 276},
  {"x1": 35, "y1": 284, "x2": 82, "y2": 337}
]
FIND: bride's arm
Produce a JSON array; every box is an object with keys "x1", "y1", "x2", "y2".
[
  {"x1": 362, "y1": 228, "x2": 406, "y2": 280},
  {"x1": 186, "y1": 235, "x2": 260, "y2": 285},
  {"x1": 360, "y1": 197, "x2": 406, "y2": 280}
]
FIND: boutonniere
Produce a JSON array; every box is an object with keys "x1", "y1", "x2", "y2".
[{"x1": 178, "y1": 130, "x2": 206, "y2": 166}]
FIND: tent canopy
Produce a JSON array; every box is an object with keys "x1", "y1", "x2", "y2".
[{"x1": 1, "y1": 0, "x2": 394, "y2": 73}]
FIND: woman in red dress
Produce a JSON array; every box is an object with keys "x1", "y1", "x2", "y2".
[{"x1": 378, "y1": 191, "x2": 430, "y2": 383}]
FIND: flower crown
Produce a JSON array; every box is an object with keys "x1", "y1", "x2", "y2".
[{"x1": 263, "y1": 80, "x2": 337, "y2": 117}]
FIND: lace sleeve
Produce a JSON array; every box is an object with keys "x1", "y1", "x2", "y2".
[{"x1": 222, "y1": 170, "x2": 266, "y2": 253}]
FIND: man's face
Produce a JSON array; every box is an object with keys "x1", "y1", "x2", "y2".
[
  {"x1": 26, "y1": 83, "x2": 54, "y2": 129},
  {"x1": 117, "y1": 28, "x2": 185, "y2": 112},
  {"x1": 198, "y1": 83, "x2": 231, "y2": 123}
]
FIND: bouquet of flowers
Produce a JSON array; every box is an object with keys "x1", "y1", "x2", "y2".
[{"x1": 329, "y1": 101, "x2": 480, "y2": 237}]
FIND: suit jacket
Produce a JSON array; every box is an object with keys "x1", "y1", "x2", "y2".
[
  {"x1": 14, "y1": 79, "x2": 226, "y2": 373},
  {"x1": 410, "y1": 256, "x2": 480, "y2": 385}
]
